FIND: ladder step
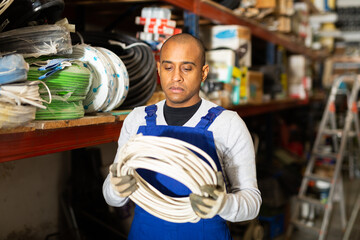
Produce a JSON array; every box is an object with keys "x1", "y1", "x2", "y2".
[
  {"x1": 305, "y1": 173, "x2": 332, "y2": 183},
  {"x1": 322, "y1": 129, "x2": 357, "y2": 137},
  {"x1": 291, "y1": 219, "x2": 321, "y2": 234},
  {"x1": 313, "y1": 151, "x2": 338, "y2": 160},
  {"x1": 336, "y1": 89, "x2": 348, "y2": 95},
  {"x1": 298, "y1": 196, "x2": 325, "y2": 207}
]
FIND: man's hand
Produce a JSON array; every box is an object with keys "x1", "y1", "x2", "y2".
[
  {"x1": 190, "y1": 171, "x2": 226, "y2": 219},
  {"x1": 109, "y1": 163, "x2": 137, "y2": 198}
]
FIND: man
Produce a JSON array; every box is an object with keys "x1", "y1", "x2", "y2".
[{"x1": 103, "y1": 33, "x2": 261, "y2": 239}]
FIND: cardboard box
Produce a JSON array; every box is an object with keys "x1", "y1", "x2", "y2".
[
  {"x1": 277, "y1": 0, "x2": 294, "y2": 16},
  {"x1": 277, "y1": 16, "x2": 291, "y2": 32},
  {"x1": 200, "y1": 25, "x2": 251, "y2": 67},
  {"x1": 206, "y1": 49, "x2": 236, "y2": 83},
  {"x1": 256, "y1": 0, "x2": 276, "y2": 8},
  {"x1": 248, "y1": 71, "x2": 263, "y2": 104}
]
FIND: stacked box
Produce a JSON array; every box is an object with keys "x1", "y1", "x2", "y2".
[
  {"x1": 135, "y1": 7, "x2": 182, "y2": 50},
  {"x1": 200, "y1": 25, "x2": 251, "y2": 67}
]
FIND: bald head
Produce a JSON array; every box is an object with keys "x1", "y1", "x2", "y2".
[{"x1": 160, "y1": 33, "x2": 206, "y2": 66}]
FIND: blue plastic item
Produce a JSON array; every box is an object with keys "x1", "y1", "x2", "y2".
[
  {"x1": 259, "y1": 214, "x2": 285, "y2": 239},
  {"x1": 0, "y1": 54, "x2": 29, "y2": 85}
]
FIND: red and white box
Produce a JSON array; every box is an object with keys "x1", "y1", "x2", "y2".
[
  {"x1": 137, "y1": 32, "x2": 171, "y2": 42},
  {"x1": 135, "y1": 16, "x2": 176, "y2": 28},
  {"x1": 144, "y1": 24, "x2": 182, "y2": 35}
]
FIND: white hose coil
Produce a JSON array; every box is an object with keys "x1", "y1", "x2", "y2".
[
  {"x1": 96, "y1": 47, "x2": 129, "y2": 111},
  {"x1": 71, "y1": 45, "x2": 109, "y2": 113},
  {"x1": 115, "y1": 134, "x2": 219, "y2": 223}
]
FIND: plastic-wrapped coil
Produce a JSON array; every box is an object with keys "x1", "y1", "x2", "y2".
[
  {"x1": 35, "y1": 99, "x2": 84, "y2": 120},
  {"x1": 67, "y1": 45, "x2": 112, "y2": 113},
  {"x1": 27, "y1": 62, "x2": 91, "y2": 101},
  {"x1": 0, "y1": 54, "x2": 29, "y2": 85},
  {"x1": 71, "y1": 31, "x2": 157, "y2": 109},
  {"x1": 213, "y1": 0, "x2": 240, "y2": 9},
  {"x1": 27, "y1": 61, "x2": 91, "y2": 120},
  {"x1": 0, "y1": 23, "x2": 72, "y2": 58},
  {"x1": 95, "y1": 47, "x2": 129, "y2": 111},
  {"x1": 0, "y1": 0, "x2": 65, "y2": 32},
  {"x1": 0, "y1": 102, "x2": 36, "y2": 128},
  {"x1": 0, "y1": 80, "x2": 50, "y2": 109}
]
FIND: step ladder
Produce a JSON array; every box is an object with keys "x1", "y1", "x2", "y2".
[{"x1": 286, "y1": 73, "x2": 360, "y2": 240}]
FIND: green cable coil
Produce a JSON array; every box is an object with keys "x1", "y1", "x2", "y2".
[
  {"x1": 35, "y1": 100, "x2": 84, "y2": 120},
  {"x1": 27, "y1": 61, "x2": 91, "y2": 120},
  {"x1": 27, "y1": 63, "x2": 91, "y2": 98}
]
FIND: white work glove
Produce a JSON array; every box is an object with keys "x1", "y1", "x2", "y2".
[
  {"x1": 109, "y1": 163, "x2": 137, "y2": 198},
  {"x1": 190, "y1": 171, "x2": 226, "y2": 219}
]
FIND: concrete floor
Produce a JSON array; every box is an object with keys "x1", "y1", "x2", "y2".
[{"x1": 286, "y1": 172, "x2": 360, "y2": 240}]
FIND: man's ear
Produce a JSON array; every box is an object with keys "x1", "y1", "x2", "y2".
[
  {"x1": 157, "y1": 61, "x2": 160, "y2": 75},
  {"x1": 201, "y1": 64, "x2": 209, "y2": 83}
]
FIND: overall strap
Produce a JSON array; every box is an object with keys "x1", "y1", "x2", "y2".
[
  {"x1": 144, "y1": 104, "x2": 157, "y2": 126},
  {"x1": 196, "y1": 106, "x2": 225, "y2": 130}
]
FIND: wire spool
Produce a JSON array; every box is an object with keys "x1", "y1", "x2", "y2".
[
  {"x1": 35, "y1": 99, "x2": 84, "y2": 120},
  {"x1": 27, "y1": 61, "x2": 91, "y2": 120},
  {"x1": 95, "y1": 47, "x2": 129, "y2": 111},
  {"x1": 0, "y1": 0, "x2": 65, "y2": 32},
  {"x1": 27, "y1": 62, "x2": 91, "y2": 101},
  {"x1": 91, "y1": 46, "x2": 116, "y2": 111},
  {"x1": 213, "y1": 0, "x2": 240, "y2": 9},
  {"x1": 0, "y1": 0, "x2": 13, "y2": 16},
  {"x1": 114, "y1": 134, "x2": 219, "y2": 223},
  {"x1": 0, "y1": 24, "x2": 72, "y2": 58},
  {"x1": 0, "y1": 80, "x2": 51, "y2": 109},
  {"x1": 68, "y1": 45, "x2": 111, "y2": 113},
  {"x1": 71, "y1": 31, "x2": 157, "y2": 109},
  {"x1": 0, "y1": 79, "x2": 48, "y2": 128},
  {"x1": 0, "y1": 54, "x2": 29, "y2": 85},
  {"x1": 0, "y1": 101, "x2": 36, "y2": 128}
]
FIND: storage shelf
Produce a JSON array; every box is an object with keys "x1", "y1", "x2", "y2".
[
  {"x1": 0, "y1": 0, "x2": 320, "y2": 163},
  {"x1": 161, "y1": 0, "x2": 329, "y2": 59},
  {"x1": 233, "y1": 98, "x2": 309, "y2": 117},
  {"x1": 64, "y1": 0, "x2": 156, "y2": 5},
  {"x1": 0, "y1": 99, "x2": 308, "y2": 163},
  {"x1": 65, "y1": 0, "x2": 329, "y2": 59}
]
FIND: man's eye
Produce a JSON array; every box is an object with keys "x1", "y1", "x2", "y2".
[
  {"x1": 164, "y1": 66, "x2": 172, "y2": 70},
  {"x1": 182, "y1": 67, "x2": 192, "y2": 71}
]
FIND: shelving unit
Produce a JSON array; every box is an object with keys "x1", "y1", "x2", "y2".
[
  {"x1": 163, "y1": 0, "x2": 329, "y2": 59},
  {"x1": 0, "y1": 99, "x2": 310, "y2": 163},
  {"x1": 0, "y1": 0, "x2": 325, "y2": 163}
]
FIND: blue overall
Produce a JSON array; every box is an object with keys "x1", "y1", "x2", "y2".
[{"x1": 127, "y1": 104, "x2": 233, "y2": 240}]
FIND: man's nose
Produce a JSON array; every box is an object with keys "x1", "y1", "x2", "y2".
[{"x1": 171, "y1": 67, "x2": 183, "y2": 82}]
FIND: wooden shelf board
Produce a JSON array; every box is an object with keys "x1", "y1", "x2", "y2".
[
  {"x1": 64, "y1": 0, "x2": 156, "y2": 5},
  {"x1": 0, "y1": 99, "x2": 310, "y2": 163},
  {"x1": 0, "y1": 121, "x2": 123, "y2": 163},
  {"x1": 232, "y1": 98, "x2": 309, "y2": 117},
  {"x1": 331, "y1": 56, "x2": 360, "y2": 63},
  {"x1": 31, "y1": 114, "x2": 115, "y2": 130}
]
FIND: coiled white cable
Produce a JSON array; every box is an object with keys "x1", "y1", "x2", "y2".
[
  {"x1": 115, "y1": 134, "x2": 219, "y2": 223},
  {"x1": 0, "y1": 80, "x2": 51, "y2": 109},
  {"x1": 0, "y1": 0, "x2": 13, "y2": 16}
]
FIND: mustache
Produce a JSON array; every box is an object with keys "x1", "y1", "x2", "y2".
[{"x1": 168, "y1": 84, "x2": 185, "y2": 89}]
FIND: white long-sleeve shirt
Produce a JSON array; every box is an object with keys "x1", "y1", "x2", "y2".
[{"x1": 103, "y1": 98, "x2": 262, "y2": 222}]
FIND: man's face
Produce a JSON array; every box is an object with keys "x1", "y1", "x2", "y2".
[{"x1": 157, "y1": 39, "x2": 209, "y2": 108}]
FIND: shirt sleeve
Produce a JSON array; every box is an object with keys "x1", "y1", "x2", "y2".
[
  {"x1": 213, "y1": 112, "x2": 262, "y2": 222},
  {"x1": 102, "y1": 108, "x2": 144, "y2": 207}
]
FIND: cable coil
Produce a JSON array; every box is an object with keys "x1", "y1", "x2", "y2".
[{"x1": 115, "y1": 134, "x2": 219, "y2": 223}]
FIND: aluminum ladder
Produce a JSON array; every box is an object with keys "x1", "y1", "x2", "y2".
[{"x1": 286, "y1": 74, "x2": 360, "y2": 240}]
